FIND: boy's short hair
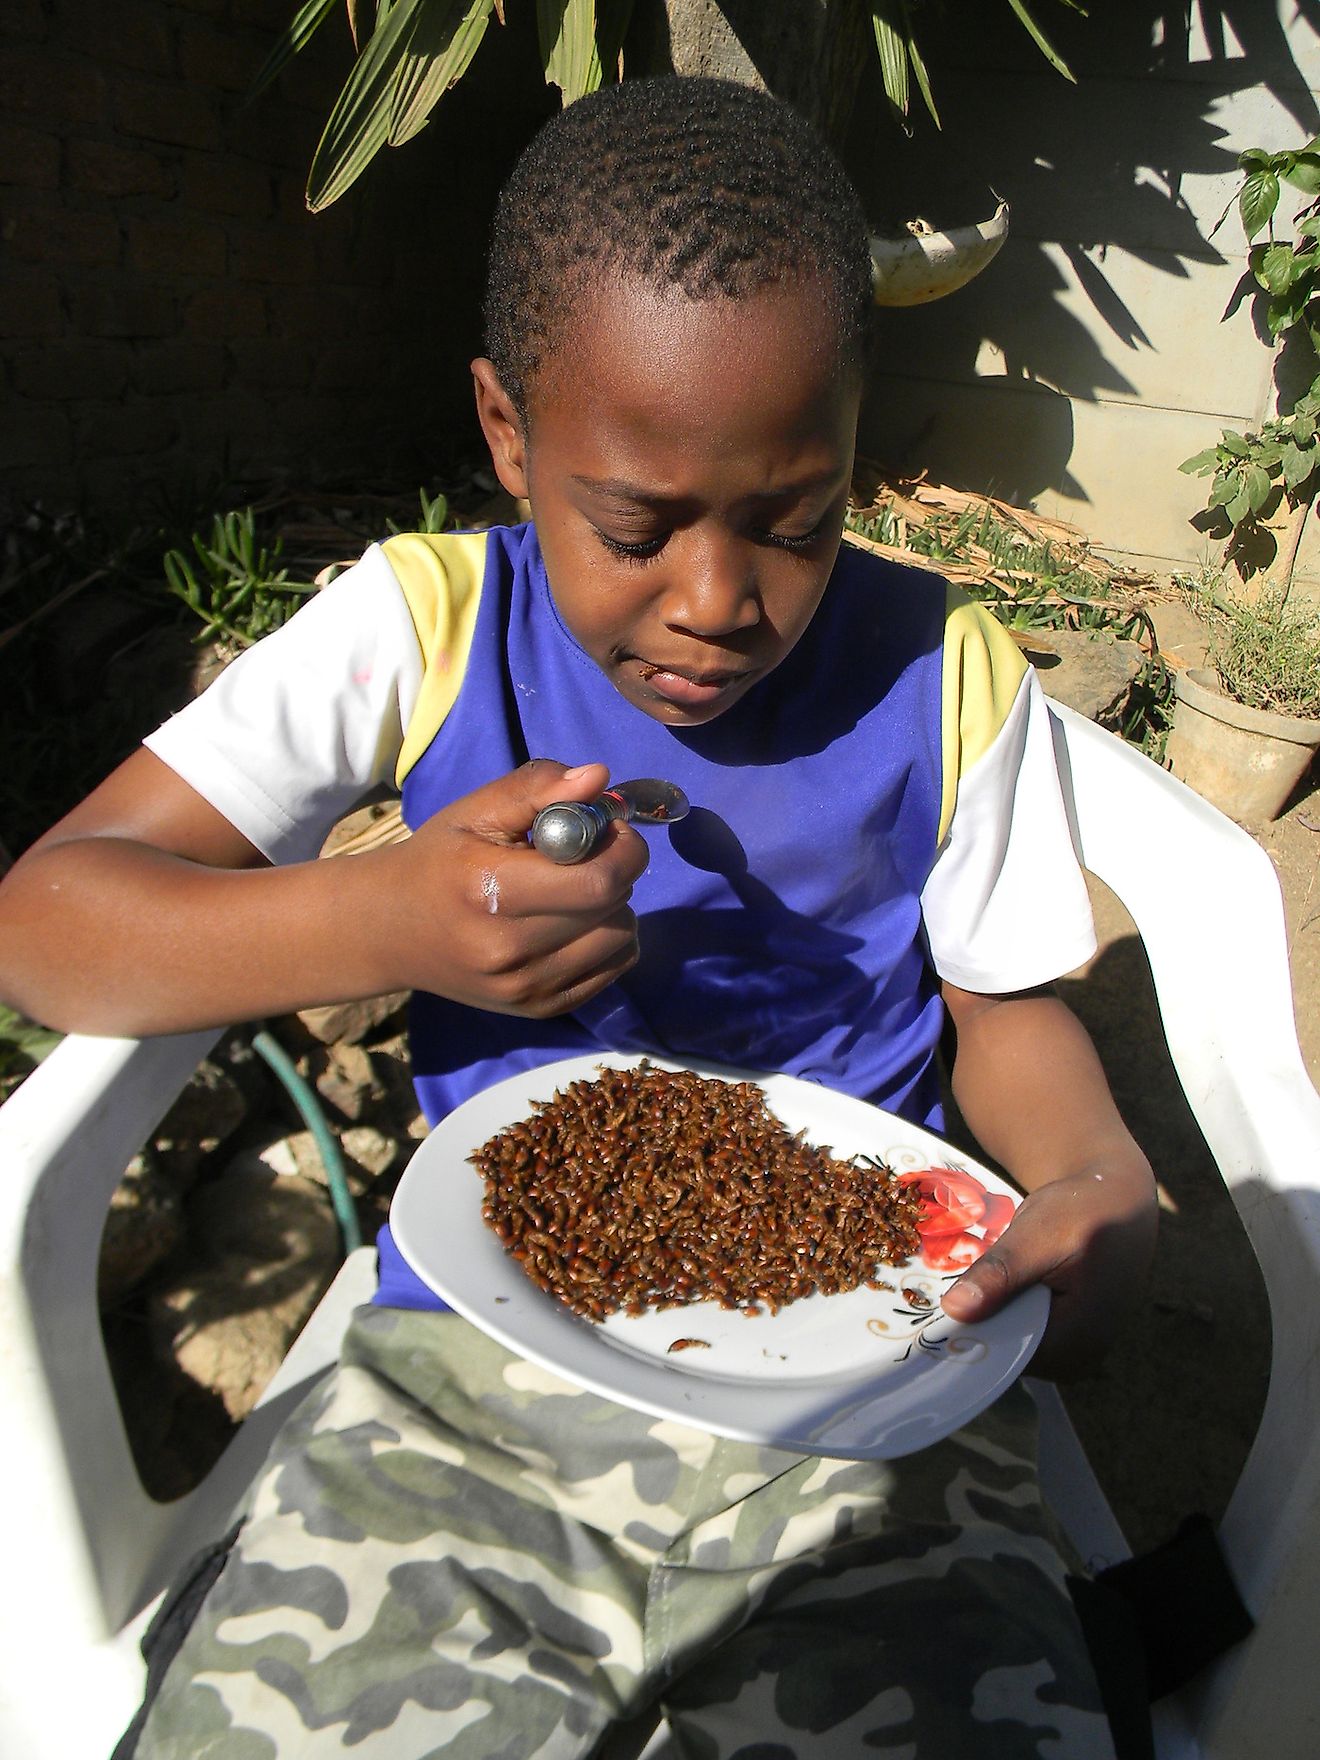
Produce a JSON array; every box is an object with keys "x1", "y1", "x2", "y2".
[{"x1": 484, "y1": 75, "x2": 874, "y2": 417}]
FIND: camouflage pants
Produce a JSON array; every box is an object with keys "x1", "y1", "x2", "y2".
[{"x1": 134, "y1": 1306, "x2": 1114, "y2": 1759}]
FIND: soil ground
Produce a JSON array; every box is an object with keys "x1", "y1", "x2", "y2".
[{"x1": 1054, "y1": 776, "x2": 1320, "y2": 1555}]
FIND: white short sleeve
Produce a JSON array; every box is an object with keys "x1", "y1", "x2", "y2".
[
  {"x1": 143, "y1": 546, "x2": 422, "y2": 864},
  {"x1": 921, "y1": 668, "x2": 1097, "y2": 992}
]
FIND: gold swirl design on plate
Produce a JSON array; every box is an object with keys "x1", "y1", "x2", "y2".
[{"x1": 945, "y1": 1336, "x2": 987, "y2": 1362}]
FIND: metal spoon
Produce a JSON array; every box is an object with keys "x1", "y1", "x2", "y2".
[{"x1": 531, "y1": 778, "x2": 690, "y2": 864}]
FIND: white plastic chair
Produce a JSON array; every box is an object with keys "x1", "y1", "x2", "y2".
[
  {"x1": 1, "y1": 700, "x2": 1317, "y2": 1760},
  {"x1": 1036, "y1": 703, "x2": 1320, "y2": 1760},
  {"x1": 0, "y1": 1027, "x2": 377, "y2": 1758}
]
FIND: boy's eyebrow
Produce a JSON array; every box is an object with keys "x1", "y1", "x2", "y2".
[{"x1": 571, "y1": 470, "x2": 845, "y2": 504}]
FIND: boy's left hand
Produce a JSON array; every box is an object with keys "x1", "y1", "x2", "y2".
[{"x1": 939, "y1": 1159, "x2": 1158, "y2": 1380}]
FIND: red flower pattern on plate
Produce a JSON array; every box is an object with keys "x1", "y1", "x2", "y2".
[{"x1": 895, "y1": 1167, "x2": 1015, "y2": 1271}]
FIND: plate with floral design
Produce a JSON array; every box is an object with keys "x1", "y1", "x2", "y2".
[{"x1": 390, "y1": 1053, "x2": 1049, "y2": 1459}]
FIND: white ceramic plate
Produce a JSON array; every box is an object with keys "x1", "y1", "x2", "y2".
[{"x1": 389, "y1": 1053, "x2": 1048, "y2": 1459}]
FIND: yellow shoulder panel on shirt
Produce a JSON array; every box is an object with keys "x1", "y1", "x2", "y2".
[
  {"x1": 381, "y1": 531, "x2": 489, "y2": 787},
  {"x1": 938, "y1": 581, "x2": 1028, "y2": 846}
]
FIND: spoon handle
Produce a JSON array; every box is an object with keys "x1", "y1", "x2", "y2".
[{"x1": 530, "y1": 793, "x2": 628, "y2": 864}]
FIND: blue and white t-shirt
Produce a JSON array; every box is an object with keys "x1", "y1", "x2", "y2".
[{"x1": 146, "y1": 524, "x2": 1096, "y2": 1310}]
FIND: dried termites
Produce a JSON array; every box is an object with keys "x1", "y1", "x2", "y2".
[{"x1": 470, "y1": 1064, "x2": 922, "y2": 1321}]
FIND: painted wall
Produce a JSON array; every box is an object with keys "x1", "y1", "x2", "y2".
[{"x1": 844, "y1": 3, "x2": 1320, "y2": 589}]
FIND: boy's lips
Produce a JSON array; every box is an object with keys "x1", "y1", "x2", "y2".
[{"x1": 634, "y1": 658, "x2": 755, "y2": 708}]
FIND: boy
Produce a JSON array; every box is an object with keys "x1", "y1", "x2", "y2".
[{"x1": 0, "y1": 77, "x2": 1153, "y2": 1757}]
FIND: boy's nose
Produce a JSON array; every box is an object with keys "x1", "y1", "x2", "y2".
[{"x1": 659, "y1": 533, "x2": 761, "y2": 637}]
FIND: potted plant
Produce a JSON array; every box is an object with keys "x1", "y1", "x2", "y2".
[{"x1": 1165, "y1": 583, "x2": 1320, "y2": 827}]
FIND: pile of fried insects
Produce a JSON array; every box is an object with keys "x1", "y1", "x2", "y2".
[{"x1": 470, "y1": 1063, "x2": 922, "y2": 1320}]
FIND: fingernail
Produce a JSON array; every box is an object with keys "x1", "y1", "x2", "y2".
[
  {"x1": 561, "y1": 764, "x2": 594, "y2": 781},
  {"x1": 944, "y1": 1281, "x2": 984, "y2": 1312}
]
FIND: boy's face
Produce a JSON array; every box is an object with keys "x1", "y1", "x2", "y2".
[{"x1": 473, "y1": 276, "x2": 862, "y2": 727}]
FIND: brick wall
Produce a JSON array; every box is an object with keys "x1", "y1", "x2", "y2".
[{"x1": 1, "y1": 1, "x2": 556, "y2": 519}]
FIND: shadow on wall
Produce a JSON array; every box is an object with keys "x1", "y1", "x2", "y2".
[{"x1": 845, "y1": 2, "x2": 1320, "y2": 508}]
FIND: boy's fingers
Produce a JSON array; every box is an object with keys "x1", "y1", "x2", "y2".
[
  {"x1": 940, "y1": 1244, "x2": 1023, "y2": 1322},
  {"x1": 456, "y1": 763, "x2": 652, "y2": 918},
  {"x1": 494, "y1": 880, "x2": 641, "y2": 961},
  {"x1": 524, "y1": 924, "x2": 643, "y2": 1016},
  {"x1": 941, "y1": 1232, "x2": 1087, "y2": 1376},
  {"x1": 939, "y1": 1193, "x2": 1075, "y2": 1327},
  {"x1": 475, "y1": 907, "x2": 641, "y2": 1017},
  {"x1": 462, "y1": 760, "x2": 611, "y2": 844}
]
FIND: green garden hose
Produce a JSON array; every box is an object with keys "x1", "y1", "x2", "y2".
[{"x1": 251, "y1": 1028, "x2": 363, "y2": 1256}]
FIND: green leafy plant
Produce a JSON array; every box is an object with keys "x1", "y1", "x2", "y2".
[
  {"x1": 257, "y1": 0, "x2": 636, "y2": 210},
  {"x1": 1179, "y1": 384, "x2": 1320, "y2": 572},
  {"x1": 386, "y1": 486, "x2": 449, "y2": 535},
  {"x1": 0, "y1": 1005, "x2": 61, "y2": 1104},
  {"x1": 1234, "y1": 141, "x2": 1320, "y2": 339},
  {"x1": 870, "y1": 0, "x2": 1079, "y2": 130},
  {"x1": 1180, "y1": 136, "x2": 1320, "y2": 583},
  {"x1": 0, "y1": 502, "x2": 225, "y2": 853},
  {"x1": 0, "y1": 484, "x2": 460, "y2": 858},
  {"x1": 163, "y1": 510, "x2": 315, "y2": 648},
  {"x1": 260, "y1": 1, "x2": 1081, "y2": 210}
]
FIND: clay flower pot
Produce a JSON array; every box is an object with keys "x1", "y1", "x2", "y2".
[{"x1": 1166, "y1": 666, "x2": 1320, "y2": 828}]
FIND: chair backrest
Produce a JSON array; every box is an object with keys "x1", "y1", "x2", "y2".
[
  {"x1": 0, "y1": 1027, "x2": 375, "y2": 1757},
  {"x1": 1047, "y1": 702, "x2": 1320, "y2": 1759}
]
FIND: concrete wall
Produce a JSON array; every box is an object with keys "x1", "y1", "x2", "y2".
[
  {"x1": 843, "y1": 2, "x2": 1320, "y2": 587},
  {"x1": 0, "y1": 0, "x2": 555, "y2": 519}
]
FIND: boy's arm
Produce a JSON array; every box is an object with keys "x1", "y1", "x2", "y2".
[
  {"x1": 0, "y1": 751, "x2": 647, "y2": 1037},
  {"x1": 938, "y1": 980, "x2": 1158, "y2": 1379}
]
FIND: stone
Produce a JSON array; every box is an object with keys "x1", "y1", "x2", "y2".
[
  {"x1": 246, "y1": 1121, "x2": 407, "y2": 1197},
  {"x1": 1020, "y1": 628, "x2": 1145, "y2": 727},
  {"x1": 98, "y1": 1151, "x2": 184, "y2": 1306},
  {"x1": 369, "y1": 1035, "x2": 420, "y2": 1118},
  {"x1": 341, "y1": 1125, "x2": 405, "y2": 1182},
  {"x1": 295, "y1": 991, "x2": 410, "y2": 1046},
  {"x1": 249, "y1": 1133, "x2": 321, "y2": 1180},
  {"x1": 151, "y1": 1056, "x2": 249, "y2": 1188},
  {"x1": 314, "y1": 1039, "x2": 382, "y2": 1121},
  {"x1": 149, "y1": 1167, "x2": 341, "y2": 1421}
]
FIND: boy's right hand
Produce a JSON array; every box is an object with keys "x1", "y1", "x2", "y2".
[
  {"x1": 0, "y1": 754, "x2": 645, "y2": 1037},
  {"x1": 381, "y1": 760, "x2": 649, "y2": 1018}
]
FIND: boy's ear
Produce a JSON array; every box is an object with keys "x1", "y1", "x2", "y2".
[{"x1": 471, "y1": 358, "x2": 530, "y2": 500}]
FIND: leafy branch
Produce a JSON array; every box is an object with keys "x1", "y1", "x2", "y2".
[
  {"x1": 1181, "y1": 136, "x2": 1320, "y2": 585},
  {"x1": 870, "y1": 0, "x2": 1080, "y2": 131},
  {"x1": 258, "y1": 1, "x2": 1083, "y2": 210}
]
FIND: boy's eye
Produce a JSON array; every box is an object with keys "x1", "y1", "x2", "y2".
[
  {"x1": 759, "y1": 517, "x2": 828, "y2": 552},
  {"x1": 592, "y1": 512, "x2": 831, "y2": 561},
  {"x1": 596, "y1": 529, "x2": 667, "y2": 561}
]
